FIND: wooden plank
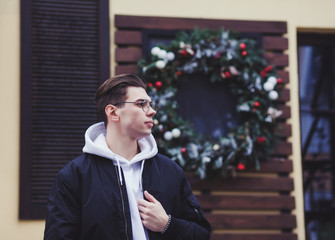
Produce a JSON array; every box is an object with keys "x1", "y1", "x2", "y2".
[
  {"x1": 198, "y1": 195, "x2": 295, "y2": 210},
  {"x1": 264, "y1": 52, "x2": 289, "y2": 67},
  {"x1": 211, "y1": 233, "x2": 297, "y2": 240},
  {"x1": 262, "y1": 36, "x2": 288, "y2": 50},
  {"x1": 276, "y1": 70, "x2": 289, "y2": 84},
  {"x1": 278, "y1": 88, "x2": 290, "y2": 102},
  {"x1": 274, "y1": 141, "x2": 292, "y2": 156},
  {"x1": 115, "y1": 15, "x2": 287, "y2": 34},
  {"x1": 115, "y1": 48, "x2": 290, "y2": 69},
  {"x1": 115, "y1": 32, "x2": 290, "y2": 52},
  {"x1": 115, "y1": 30, "x2": 290, "y2": 49},
  {"x1": 115, "y1": 50, "x2": 289, "y2": 66},
  {"x1": 115, "y1": 30, "x2": 142, "y2": 45},
  {"x1": 278, "y1": 105, "x2": 291, "y2": 119},
  {"x1": 115, "y1": 64, "x2": 138, "y2": 75},
  {"x1": 206, "y1": 214, "x2": 296, "y2": 229},
  {"x1": 189, "y1": 176, "x2": 294, "y2": 192},
  {"x1": 248, "y1": 158, "x2": 293, "y2": 173},
  {"x1": 114, "y1": 62, "x2": 290, "y2": 86},
  {"x1": 115, "y1": 47, "x2": 142, "y2": 62},
  {"x1": 276, "y1": 122, "x2": 292, "y2": 138}
]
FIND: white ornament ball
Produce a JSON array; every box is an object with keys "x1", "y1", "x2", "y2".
[
  {"x1": 202, "y1": 157, "x2": 211, "y2": 163},
  {"x1": 151, "y1": 46, "x2": 161, "y2": 56},
  {"x1": 172, "y1": 128, "x2": 181, "y2": 138},
  {"x1": 263, "y1": 81, "x2": 275, "y2": 91},
  {"x1": 155, "y1": 60, "x2": 166, "y2": 69},
  {"x1": 159, "y1": 99, "x2": 167, "y2": 106},
  {"x1": 265, "y1": 115, "x2": 273, "y2": 122},
  {"x1": 153, "y1": 119, "x2": 159, "y2": 125},
  {"x1": 179, "y1": 41, "x2": 185, "y2": 48},
  {"x1": 213, "y1": 144, "x2": 220, "y2": 151},
  {"x1": 164, "y1": 131, "x2": 173, "y2": 141},
  {"x1": 269, "y1": 90, "x2": 279, "y2": 100},
  {"x1": 158, "y1": 124, "x2": 164, "y2": 131},
  {"x1": 160, "y1": 115, "x2": 168, "y2": 122},
  {"x1": 238, "y1": 104, "x2": 250, "y2": 112},
  {"x1": 267, "y1": 76, "x2": 277, "y2": 86},
  {"x1": 157, "y1": 49, "x2": 167, "y2": 59},
  {"x1": 166, "y1": 52, "x2": 175, "y2": 61},
  {"x1": 205, "y1": 49, "x2": 212, "y2": 57}
]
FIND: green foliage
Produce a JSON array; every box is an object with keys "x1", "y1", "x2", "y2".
[{"x1": 137, "y1": 28, "x2": 284, "y2": 179}]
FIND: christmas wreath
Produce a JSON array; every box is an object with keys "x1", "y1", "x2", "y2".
[{"x1": 137, "y1": 28, "x2": 284, "y2": 179}]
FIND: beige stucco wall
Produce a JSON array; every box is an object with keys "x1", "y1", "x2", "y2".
[{"x1": 1, "y1": 0, "x2": 335, "y2": 239}]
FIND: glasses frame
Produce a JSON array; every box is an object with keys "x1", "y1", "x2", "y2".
[{"x1": 112, "y1": 99, "x2": 157, "y2": 113}]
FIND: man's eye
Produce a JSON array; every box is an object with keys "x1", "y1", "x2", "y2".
[{"x1": 136, "y1": 101, "x2": 146, "y2": 107}]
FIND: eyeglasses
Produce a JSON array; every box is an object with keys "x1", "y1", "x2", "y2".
[{"x1": 113, "y1": 99, "x2": 158, "y2": 113}]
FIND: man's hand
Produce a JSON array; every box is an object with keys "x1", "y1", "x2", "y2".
[{"x1": 138, "y1": 190, "x2": 169, "y2": 232}]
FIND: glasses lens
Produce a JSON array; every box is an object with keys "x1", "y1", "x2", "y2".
[
  {"x1": 142, "y1": 101, "x2": 149, "y2": 112},
  {"x1": 150, "y1": 102, "x2": 158, "y2": 111},
  {"x1": 141, "y1": 101, "x2": 157, "y2": 112},
  {"x1": 138, "y1": 100, "x2": 158, "y2": 112}
]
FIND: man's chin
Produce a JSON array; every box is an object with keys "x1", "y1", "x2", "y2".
[{"x1": 137, "y1": 132, "x2": 152, "y2": 140}]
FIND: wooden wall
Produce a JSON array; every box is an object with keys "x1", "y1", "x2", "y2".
[{"x1": 114, "y1": 14, "x2": 295, "y2": 240}]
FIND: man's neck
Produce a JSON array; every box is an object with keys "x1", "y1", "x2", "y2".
[{"x1": 105, "y1": 128, "x2": 139, "y2": 161}]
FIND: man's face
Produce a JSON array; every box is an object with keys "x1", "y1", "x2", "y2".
[{"x1": 116, "y1": 86, "x2": 156, "y2": 140}]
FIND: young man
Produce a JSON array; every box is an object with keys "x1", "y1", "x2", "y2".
[{"x1": 44, "y1": 74, "x2": 211, "y2": 240}]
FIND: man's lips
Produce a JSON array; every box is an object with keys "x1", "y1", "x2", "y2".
[{"x1": 145, "y1": 121, "x2": 153, "y2": 127}]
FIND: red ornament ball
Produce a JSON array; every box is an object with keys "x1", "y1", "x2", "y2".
[
  {"x1": 277, "y1": 78, "x2": 283, "y2": 84},
  {"x1": 256, "y1": 136, "x2": 267, "y2": 144},
  {"x1": 155, "y1": 81, "x2": 162, "y2": 88},
  {"x1": 254, "y1": 101, "x2": 260, "y2": 107},
  {"x1": 176, "y1": 71, "x2": 182, "y2": 77},
  {"x1": 260, "y1": 70, "x2": 267, "y2": 78},
  {"x1": 179, "y1": 50, "x2": 188, "y2": 56},
  {"x1": 148, "y1": 83, "x2": 153, "y2": 87},
  {"x1": 224, "y1": 71, "x2": 232, "y2": 78},
  {"x1": 237, "y1": 163, "x2": 246, "y2": 170},
  {"x1": 241, "y1": 50, "x2": 247, "y2": 56},
  {"x1": 240, "y1": 43, "x2": 246, "y2": 50},
  {"x1": 181, "y1": 147, "x2": 187, "y2": 153}
]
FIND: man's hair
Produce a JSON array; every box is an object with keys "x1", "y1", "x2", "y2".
[{"x1": 95, "y1": 74, "x2": 146, "y2": 126}]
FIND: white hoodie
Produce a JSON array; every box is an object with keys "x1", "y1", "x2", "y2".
[{"x1": 82, "y1": 122, "x2": 158, "y2": 240}]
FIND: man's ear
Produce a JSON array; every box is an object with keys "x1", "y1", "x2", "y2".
[{"x1": 105, "y1": 104, "x2": 119, "y2": 122}]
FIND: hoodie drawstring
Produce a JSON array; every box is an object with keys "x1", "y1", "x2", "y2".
[
  {"x1": 117, "y1": 160, "x2": 123, "y2": 185},
  {"x1": 139, "y1": 160, "x2": 145, "y2": 191},
  {"x1": 113, "y1": 154, "x2": 123, "y2": 185}
]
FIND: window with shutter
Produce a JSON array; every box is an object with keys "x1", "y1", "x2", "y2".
[{"x1": 20, "y1": 0, "x2": 110, "y2": 219}]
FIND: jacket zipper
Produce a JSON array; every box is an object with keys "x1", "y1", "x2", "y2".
[{"x1": 115, "y1": 166, "x2": 129, "y2": 240}]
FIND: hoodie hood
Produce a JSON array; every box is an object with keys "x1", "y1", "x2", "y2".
[
  {"x1": 82, "y1": 122, "x2": 158, "y2": 186},
  {"x1": 83, "y1": 122, "x2": 158, "y2": 165}
]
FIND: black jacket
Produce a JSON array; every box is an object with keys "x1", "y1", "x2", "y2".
[{"x1": 44, "y1": 153, "x2": 211, "y2": 240}]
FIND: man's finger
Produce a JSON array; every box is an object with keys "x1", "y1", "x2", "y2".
[{"x1": 144, "y1": 190, "x2": 156, "y2": 203}]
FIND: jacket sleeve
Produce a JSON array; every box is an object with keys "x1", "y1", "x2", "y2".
[
  {"x1": 162, "y1": 174, "x2": 211, "y2": 240},
  {"x1": 44, "y1": 171, "x2": 82, "y2": 240}
]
